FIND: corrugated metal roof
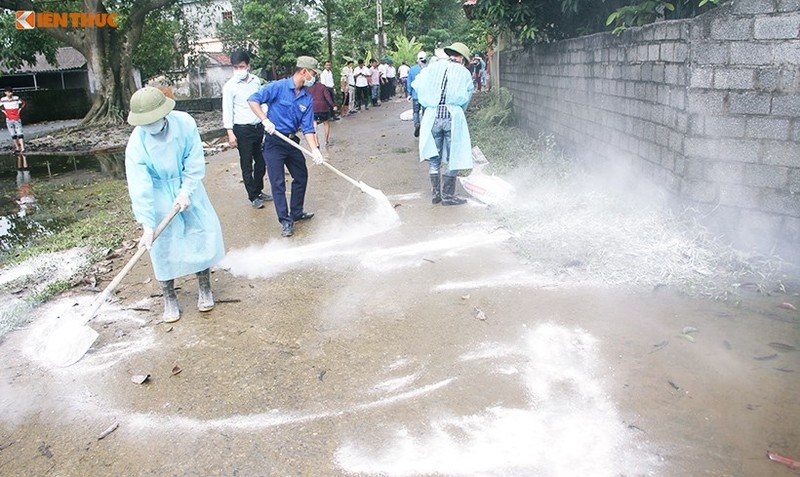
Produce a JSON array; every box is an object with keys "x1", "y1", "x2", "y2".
[
  {"x1": 206, "y1": 52, "x2": 231, "y2": 66},
  {"x1": 7, "y1": 47, "x2": 87, "y2": 74}
]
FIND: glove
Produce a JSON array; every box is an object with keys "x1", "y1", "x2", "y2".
[
  {"x1": 311, "y1": 148, "x2": 324, "y2": 165},
  {"x1": 138, "y1": 226, "x2": 154, "y2": 250},
  {"x1": 261, "y1": 117, "x2": 276, "y2": 135},
  {"x1": 175, "y1": 192, "x2": 190, "y2": 211}
]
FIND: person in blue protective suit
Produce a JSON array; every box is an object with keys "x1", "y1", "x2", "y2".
[
  {"x1": 247, "y1": 55, "x2": 325, "y2": 238},
  {"x1": 411, "y1": 42, "x2": 475, "y2": 205},
  {"x1": 125, "y1": 86, "x2": 225, "y2": 323}
]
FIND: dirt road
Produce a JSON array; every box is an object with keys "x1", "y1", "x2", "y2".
[{"x1": 1, "y1": 98, "x2": 799, "y2": 476}]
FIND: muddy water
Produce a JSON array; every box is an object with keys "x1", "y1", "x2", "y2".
[
  {"x1": 0, "y1": 99, "x2": 798, "y2": 476},
  {"x1": 0, "y1": 152, "x2": 125, "y2": 250}
]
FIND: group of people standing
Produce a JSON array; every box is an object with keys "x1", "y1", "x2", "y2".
[
  {"x1": 338, "y1": 57, "x2": 401, "y2": 114},
  {"x1": 123, "y1": 40, "x2": 479, "y2": 324}
]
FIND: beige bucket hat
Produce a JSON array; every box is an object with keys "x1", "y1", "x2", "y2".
[
  {"x1": 444, "y1": 42, "x2": 471, "y2": 60},
  {"x1": 296, "y1": 56, "x2": 322, "y2": 74},
  {"x1": 127, "y1": 86, "x2": 175, "y2": 126}
]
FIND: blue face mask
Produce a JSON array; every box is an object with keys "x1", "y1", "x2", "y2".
[{"x1": 304, "y1": 74, "x2": 316, "y2": 88}]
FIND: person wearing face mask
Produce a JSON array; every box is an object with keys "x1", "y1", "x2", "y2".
[
  {"x1": 125, "y1": 86, "x2": 225, "y2": 323},
  {"x1": 411, "y1": 42, "x2": 475, "y2": 206},
  {"x1": 223, "y1": 50, "x2": 272, "y2": 209},
  {"x1": 247, "y1": 56, "x2": 325, "y2": 238}
]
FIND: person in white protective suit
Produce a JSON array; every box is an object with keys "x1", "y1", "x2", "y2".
[
  {"x1": 125, "y1": 86, "x2": 225, "y2": 323},
  {"x1": 411, "y1": 42, "x2": 475, "y2": 205}
]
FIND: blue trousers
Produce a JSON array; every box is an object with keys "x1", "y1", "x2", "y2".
[
  {"x1": 428, "y1": 118, "x2": 458, "y2": 177},
  {"x1": 262, "y1": 133, "x2": 309, "y2": 226}
]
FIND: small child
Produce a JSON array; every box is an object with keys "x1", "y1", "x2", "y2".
[{"x1": 1, "y1": 87, "x2": 27, "y2": 153}]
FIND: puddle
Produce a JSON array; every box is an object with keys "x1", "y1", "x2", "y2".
[{"x1": 0, "y1": 152, "x2": 125, "y2": 251}]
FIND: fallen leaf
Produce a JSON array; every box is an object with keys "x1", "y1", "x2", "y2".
[
  {"x1": 677, "y1": 333, "x2": 695, "y2": 343},
  {"x1": 131, "y1": 374, "x2": 150, "y2": 384},
  {"x1": 97, "y1": 422, "x2": 119, "y2": 440},
  {"x1": 142, "y1": 277, "x2": 151, "y2": 284},
  {"x1": 461, "y1": 294, "x2": 471, "y2": 300},
  {"x1": 165, "y1": 326, "x2": 173, "y2": 333},
  {"x1": 778, "y1": 302, "x2": 797, "y2": 311},
  {"x1": 768, "y1": 342, "x2": 797, "y2": 352},
  {"x1": 682, "y1": 326, "x2": 698, "y2": 335},
  {"x1": 171, "y1": 364, "x2": 182, "y2": 376}
]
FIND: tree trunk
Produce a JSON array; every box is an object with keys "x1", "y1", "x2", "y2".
[
  {"x1": 81, "y1": 42, "x2": 131, "y2": 126},
  {"x1": 2, "y1": 0, "x2": 180, "y2": 125},
  {"x1": 325, "y1": 3, "x2": 333, "y2": 61}
]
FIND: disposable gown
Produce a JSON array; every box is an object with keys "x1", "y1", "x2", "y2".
[
  {"x1": 412, "y1": 61, "x2": 475, "y2": 171},
  {"x1": 125, "y1": 111, "x2": 225, "y2": 281}
]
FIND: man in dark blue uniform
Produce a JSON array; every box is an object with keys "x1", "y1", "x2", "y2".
[{"x1": 248, "y1": 56, "x2": 325, "y2": 237}]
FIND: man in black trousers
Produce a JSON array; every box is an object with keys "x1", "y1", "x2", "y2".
[{"x1": 222, "y1": 50, "x2": 272, "y2": 209}]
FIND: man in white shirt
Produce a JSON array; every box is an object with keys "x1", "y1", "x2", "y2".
[
  {"x1": 354, "y1": 59, "x2": 371, "y2": 110},
  {"x1": 398, "y1": 61, "x2": 410, "y2": 98},
  {"x1": 222, "y1": 50, "x2": 272, "y2": 209},
  {"x1": 385, "y1": 59, "x2": 397, "y2": 100},
  {"x1": 340, "y1": 60, "x2": 356, "y2": 116},
  {"x1": 377, "y1": 58, "x2": 389, "y2": 102},
  {"x1": 320, "y1": 61, "x2": 338, "y2": 119}
]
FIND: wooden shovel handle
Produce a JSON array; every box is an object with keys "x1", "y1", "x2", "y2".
[
  {"x1": 272, "y1": 130, "x2": 364, "y2": 190},
  {"x1": 83, "y1": 204, "x2": 181, "y2": 322}
]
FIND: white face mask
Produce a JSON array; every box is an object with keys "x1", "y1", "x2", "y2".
[
  {"x1": 234, "y1": 69, "x2": 248, "y2": 80},
  {"x1": 141, "y1": 118, "x2": 167, "y2": 135}
]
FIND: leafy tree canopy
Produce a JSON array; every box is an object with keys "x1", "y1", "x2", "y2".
[
  {"x1": 468, "y1": 0, "x2": 720, "y2": 45},
  {"x1": 218, "y1": 0, "x2": 322, "y2": 80}
]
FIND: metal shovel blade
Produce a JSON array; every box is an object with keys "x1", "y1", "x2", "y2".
[{"x1": 46, "y1": 321, "x2": 100, "y2": 367}]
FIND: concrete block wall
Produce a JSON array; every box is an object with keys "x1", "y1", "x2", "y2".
[{"x1": 500, "y1": 0, "x2": 800, "y2": 261}]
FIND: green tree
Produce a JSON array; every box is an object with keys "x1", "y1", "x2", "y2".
[
  {"x1": 0, "y1": 11, "x2": 60, "y2": 70},
  {"x1": 218, "y1": 0, "x2": 322, "y2": 80},
  {"x1": 387, "y1": 35, "x2": 422, "y2": 66},
  {"x1": 467, "y1": 0, "x2": 720, "y2": 44},
  {"x1": 0, "y1": 0, "x2": 198, "y2": 125},
  {"x1": 132, "y1": 5, "x2": 198, "y2": 82}
]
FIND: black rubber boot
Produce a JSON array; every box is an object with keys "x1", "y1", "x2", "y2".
[
  {"x1": 441, "y1": 175, "x2": 466, "y2": 206},
  {"x1": 160, "y1": 279, "x2": 181, "y2": 323},
  {"x1": 430, "y1": 173, "x2": 442, "y2": 204},
  {"x1": 197, "y1": 268, "x2": 215, "y2": 312}
]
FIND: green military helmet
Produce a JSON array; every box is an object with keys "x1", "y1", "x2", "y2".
[
  {"x1": 127, "y1": 86, "x2": 176, "y2": 126},
  {"x1": 444, "y1": 42, "x2": 471, "y2": 60}
]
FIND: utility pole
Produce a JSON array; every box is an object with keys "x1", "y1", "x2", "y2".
[{"x1": 376, "y1": 0, "x2": 385, "y2": 59}]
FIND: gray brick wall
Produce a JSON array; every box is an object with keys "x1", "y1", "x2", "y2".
[{"x1": 499, "y1": 0, "x2": 800, "y2": 262}]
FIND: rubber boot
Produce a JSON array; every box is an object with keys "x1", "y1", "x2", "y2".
[
  {"x1": 430, "y1": 173, "x2": 442, "y2": 204},
  {"x1": 160, "y1": 279, "x2": 181, "y2": 323},
  {"x1": 441, "y1": 175, "x2": 466, "y2": 206},
  {"x1": 197, "y1": 268, "x2": 215, "y2": 312}
]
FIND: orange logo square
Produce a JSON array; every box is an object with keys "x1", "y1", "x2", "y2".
[{"x1": 16, "y1": 11, "x2": 35, "y2": 29}]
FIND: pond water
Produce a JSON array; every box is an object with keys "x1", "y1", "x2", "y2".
[{"x1": 0, "y1": 152, "x2": 125, "y2": 252}]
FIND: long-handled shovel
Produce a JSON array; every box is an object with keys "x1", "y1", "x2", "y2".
[
  {"x1": 47, "y1": 204, "x2": 181, "y2": 367},
  {"x1": 273, "y1": 131, "x2": 391, "y2": 205}
]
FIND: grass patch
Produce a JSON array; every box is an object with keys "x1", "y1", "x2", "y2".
[
  {"x1": 1, "y1": 177, "x2": 137, "y2": 268},
  {"x1": 467, "y1": 88, "x2": 573, "y2": 179},
  {"x1": 27, "y1": 278, "x2": 74, "y2": 305}
]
